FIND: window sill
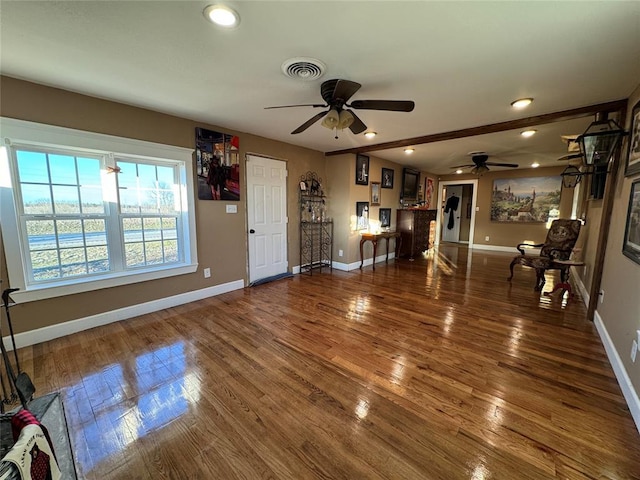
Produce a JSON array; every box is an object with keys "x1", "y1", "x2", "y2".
[{"x1": 11, "y1": 263, "x2": 199, "y2": 303}]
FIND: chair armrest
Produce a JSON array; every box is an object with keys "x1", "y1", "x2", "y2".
[{"x1": 516, "y1": 243, "x2": 543, "y2": 255}]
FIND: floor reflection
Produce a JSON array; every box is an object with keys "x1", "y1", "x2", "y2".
[{"x1": 67, "y1": 341, "x2": 198, "y2": 474}]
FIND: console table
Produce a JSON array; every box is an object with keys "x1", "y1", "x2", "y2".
[{"x1": 359, "y1": 231, "x2": 401, "y2": 270}]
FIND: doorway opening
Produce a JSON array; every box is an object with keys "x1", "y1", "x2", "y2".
[{"x1": 435, "y1": 179, "x2": 478, "y2": 247}]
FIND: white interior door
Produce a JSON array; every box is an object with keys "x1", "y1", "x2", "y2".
[
  {"x1": 441, "y1": 185, "x2": 463, "y2": 243},
  {"x1": 246, "y1": 155, "x2": 288, "y2": 283}
]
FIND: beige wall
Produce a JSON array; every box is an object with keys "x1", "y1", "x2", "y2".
[
  {"x1": 440, "y1": 166, "x2": 574, "y2": 247},
  {"x1": 0, "y1": 76, "x2": 325, "y2": 334},
  {"x1": 597, "y1": 83, "x2": 640, "y2": 399},
  {"x1": 326, "y1": 154, "x2": 402, "y2": 265}
]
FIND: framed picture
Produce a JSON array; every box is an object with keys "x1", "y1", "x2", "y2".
[
  {"x1": 401, "y1": 168, "x2": 420, "y2": 203},
  {"x1": 424, "y1": 177, "x2": 434, "y2": 208},
  {"x1": 381, "y1": 168, "x2": 394, "y2": 189},
  {"x1": 490, "y1": 176, "x2": 562, "y2": 223},
  {"x1": 623, "y1": 178, "x2": 640, "y2": 265},
  {"x1": 379, "y1": 208, "x2": 391, "y2": 228},
  {"x1": 356, "y1": 201, "x2": 369, "y2": 230},
  {"x1": 371, "y1": 182, "x2": 381, "y2": 205},
  {"x1": 356, "y1": 154, "x2": 369, "y2": 185},
  {"x1": 195, "y1": 127, "x2": 240, "y2": 201},
  {"x1": 626, "y1": 99, "x2": 640, "y2": 177}
]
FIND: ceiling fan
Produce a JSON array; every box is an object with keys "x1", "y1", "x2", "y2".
[
  {"x1": 451, "y1": 152, "x2": 519, "y2": 175},
  {"x1": 265, "y1": 79, "x2": 415, "y2": 136}
]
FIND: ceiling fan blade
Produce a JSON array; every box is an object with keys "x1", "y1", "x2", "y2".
[
  {"x1": 328, "y1": 79, "x2": 362, "y2": 103},
  {"x1": 558, "y1": 153, "x2": 584, "y2": 161},
  {"x1": 346, "y1": 109, "x2": 367, "y2": 135},
  {"x1": 349, "y1": 100, "x2": 415, "y2": 112},
  {"x1": 265, "y1": 104, "x2": 326, "y2": 109},
  {"x1": 450, "y1": 164, "x2": 475, "y2": 169},
  {"x1": 291, "y1": 111, "x2": 328, "y2": 134},
  {"x1": 486, "y1": 162, "x2": 519, "y2": 168}
]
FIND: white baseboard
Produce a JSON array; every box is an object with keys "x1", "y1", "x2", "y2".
[
  {"x1": 471, "y1": 244, "x2": 518, "y2": 253},
  {"x1": 333, "y1": 252, "x2": 397, "y2": 272},
  {"x1": 3, "y1": 279, "x2": 245, "y2": 350},
  {"x1": 571, "y1": 266, "x2": 589, "y2": 307},
  {"x1": 594, "y1": 310, "x2": 640, "y2": 435}
]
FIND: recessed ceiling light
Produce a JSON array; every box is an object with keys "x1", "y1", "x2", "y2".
[
  {"x1": 531, "y1": 162, "x2": 540, "y2": 168},
  {"x1": 511, "y1": 98, "x2": 533, "y2": 109},
  {"x1": 456, "y1": 169, "x2": 463, "y2": 174},
  {"x1": 404, "y1": 148, "x2": 414, "y2": 154},
  {"x1": 203, "y1": 4, "x2": 240, "y2": 27},
  {"x1": 521, "y1": 129, "x2": 537, "y2": 138},
  {"x1": 364, "y1": 131, "x2": 377, "y2": 139}
]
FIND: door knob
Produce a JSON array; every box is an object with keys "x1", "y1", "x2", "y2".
[{"x1": 249, "y1": 229, "x2": 255, "y2": 234}]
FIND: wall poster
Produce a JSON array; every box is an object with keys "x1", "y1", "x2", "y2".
[
  {"x1": 491, "y1": 176, "x2": 562, "y2": 223},
  {"x1": 196, "y1": 128, "x2": 240, "y2": 200}
]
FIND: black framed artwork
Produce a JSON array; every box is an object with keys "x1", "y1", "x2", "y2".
[
  {"x1": 379, "y1": 208, "x2": 391, "y2": 228},
  {"x1": 623, "y1": 178, "x2": 640, "y2": 265},
  {"x1": 356, "y1": 154, "x2": 369, "y2": 185},
  {"x1": 401, "y1": 168, "x2": 420, "y2": 203},
  {"x1": 626, "y1": 99, "x2": 640, "y2": 177},
  {"x1": 381, "y1": 168, "x2": 394, "y2": 188}
]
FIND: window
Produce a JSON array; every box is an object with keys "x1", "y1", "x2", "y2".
[{"x1": 0, "y1": 118, "x2": 198, "y2": 302}]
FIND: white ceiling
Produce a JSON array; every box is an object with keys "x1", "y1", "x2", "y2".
[{"x1": 1, "y1": 1, "x2": 639, "y2": 175}]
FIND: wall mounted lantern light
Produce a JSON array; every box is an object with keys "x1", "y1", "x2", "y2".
[{"x1": 576, "y1": 112, "x2": 626, "y2": 166}]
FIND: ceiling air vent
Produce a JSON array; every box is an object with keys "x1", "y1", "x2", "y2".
[{"x1": 281, "y1": 57, "x2": 326, "y2": 81}]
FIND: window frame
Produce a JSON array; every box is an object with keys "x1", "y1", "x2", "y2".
[{"x1": 0, "y1": 117, "x2": 198, "y2": 303}]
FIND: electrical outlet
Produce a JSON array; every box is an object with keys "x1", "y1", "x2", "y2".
[
  {"x1": 631, "y1": 340, "x2": 638, "y2": 363},
  {"x1": 637, "y1": 330, "x2": 640, "y2": 346},
  {"x1": 599, "y1": 289, "x2": 605, "y2": 304},
  {"x1": 338, "y1": 249, "x2": 344, "y2": 257},
  {"x1": 485, "y1": 236, "x2": 490, "y2": 242},
  {"x1": 203, "y1": 268, "x2": 211, "y2": 278}
]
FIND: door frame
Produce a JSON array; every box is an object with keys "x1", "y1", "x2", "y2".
[
  {"x1": 245, "y1": 153, "x2": 289, "y2": 284},
  {"x1": 435, "y1": 179, "x2": 478, "y2": 248}
]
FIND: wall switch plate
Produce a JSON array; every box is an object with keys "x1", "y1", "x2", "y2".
[
  {"x1": 203, "y1": 268, "x2": 211, "y2": 278},
  {"x1": 637, "y1": 330, "x2": 640, "y2": 347},
  {"x1": 226, "y1": 204, "x2": 237, "y2": 214},
  {"x1": 599, "y1": 289, "x2": 605, "y2": 304},
  {"x1": 338, "y1": 249, "x2": 344, "y2": 257},
  {"x1": 485, "y1": 236, "x2": 490, "y2": 242},
  {"x1": 631, "y1": 340, "x2": 638, "y2": 363}
]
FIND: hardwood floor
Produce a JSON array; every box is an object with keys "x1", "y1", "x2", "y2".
[{"x1": 16, "y1": 246, "x2": 640, "y2": 479}]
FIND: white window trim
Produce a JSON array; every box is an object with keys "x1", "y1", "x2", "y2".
[{"x1": 0, "y1": 117, "x2": 198, "y2": 303}]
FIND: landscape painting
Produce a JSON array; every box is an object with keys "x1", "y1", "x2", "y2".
[{"x1": 491, "y1": 176, "x2": 562, "y2": 223}]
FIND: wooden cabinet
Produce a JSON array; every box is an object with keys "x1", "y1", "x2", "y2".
[{"x1": 396, "y1": 209, "x2": 437, "y2": 259}]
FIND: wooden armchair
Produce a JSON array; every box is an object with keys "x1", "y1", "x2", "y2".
[{"x1": 507, "y1": 219, "x2": 582, "y2": 291}]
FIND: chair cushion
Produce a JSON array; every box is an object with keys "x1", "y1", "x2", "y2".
[{"x1": 513, "y1": 255, "x2": 555, "y2": 270}]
